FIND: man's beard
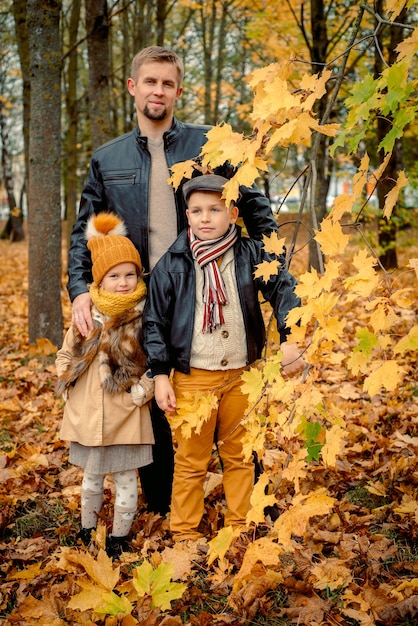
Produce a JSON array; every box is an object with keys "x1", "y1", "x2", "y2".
[{"x1": 143, "y1": 103, "x2": 168, "y2": 121}]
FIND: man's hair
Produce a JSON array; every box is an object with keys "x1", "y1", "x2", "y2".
[{"x1": 130, "y1": 46, "x2": 184, "y2": 85}]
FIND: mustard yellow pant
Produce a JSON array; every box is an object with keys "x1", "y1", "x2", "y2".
[{"x1": 170, "y1": 367, "x2": 254, "y2": 541}]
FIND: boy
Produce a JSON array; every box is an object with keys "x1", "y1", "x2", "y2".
[
  {"x1": 143, "y1": 175, "x2": 304, "y2": 542},
  {"x1": 56, "y1": 212, "x2": 155, "y2": 559}
]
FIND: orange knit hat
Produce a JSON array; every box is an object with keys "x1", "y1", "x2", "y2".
[{"x1": 85, "y1": 212, "x2": 142, "y2": 285}]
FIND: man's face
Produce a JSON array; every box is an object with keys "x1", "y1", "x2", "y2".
[{"x1": 127, "y1": 61, "x2": 182, "y2": 123}]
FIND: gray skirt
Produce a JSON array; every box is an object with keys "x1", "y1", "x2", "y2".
[{"x1": 69, "y1": 442, "x2": 153, "y2": 475}]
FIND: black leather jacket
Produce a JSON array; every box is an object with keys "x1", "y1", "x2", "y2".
[
  {"x1": 143, "y1": 227, "x2": 300, "y2": 376},
  {"x1": 67, "y1": 118, "x2": 277, "y2": 301}
]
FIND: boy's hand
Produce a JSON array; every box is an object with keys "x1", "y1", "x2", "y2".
[
  {"x1": 154, "y1": 374, "x2": 177, "y2": 413},
  {"x1": 281, "y1": 342, "x2": 306, "y2": 377}
]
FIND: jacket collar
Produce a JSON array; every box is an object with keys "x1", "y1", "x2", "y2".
[{"x1": 135, "y1": 118, "x2": 182, "y2": 146}]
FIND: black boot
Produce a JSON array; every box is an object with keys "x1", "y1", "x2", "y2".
[
  {"x1": 76, "y1": 527, "x2": 95, "y2": 546},
  {"x1": 105, "y1": 535, "x2": 130, "y2": 560}
]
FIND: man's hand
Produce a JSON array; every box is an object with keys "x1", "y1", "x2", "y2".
[
  {"x1": 281, "y1": 342, "x2": 306, "y2": 377},
  {"x1": 154, "y1": 374, "x2": 177, "y2": 413},
  {"x1": 72, "y1": 292, "x2": 93, "y2": 336}
]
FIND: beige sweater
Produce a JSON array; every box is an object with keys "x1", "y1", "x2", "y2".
[{"x1": 190, "y1": 248, "x2": 248, "y2": 371}]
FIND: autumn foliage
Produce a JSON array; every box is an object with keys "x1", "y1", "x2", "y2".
[{"x1": 1, "y1": 8, "x2": 418, "y2": 624}]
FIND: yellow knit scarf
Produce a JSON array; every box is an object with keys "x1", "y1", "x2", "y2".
[{"x1": 89, "y1": 279, "x2": 147, "y2": 316}]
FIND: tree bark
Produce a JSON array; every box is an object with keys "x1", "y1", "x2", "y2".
[
  {"x1": 307, "y1": 0, "x2": 331, "y2": 271},
  {"x1": 63, "y1": 0, "x2": 82, "y2": 254},
  {"x1": 85, "y1": 0, "x2": 112, "y2": 150},
  {"x1": 12, "y1": 0, "x2": 31, "y2": 215},
  {"x1": 0, "y1": 107, "x2": 25, "y2": 242},
  {"x1": 27, "y1": 0, "x2": 63, "y2": 347}
]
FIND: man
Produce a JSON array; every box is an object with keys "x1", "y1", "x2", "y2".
[{"x1": 67, "y1": 46, "x2": 277, "y2": 516}]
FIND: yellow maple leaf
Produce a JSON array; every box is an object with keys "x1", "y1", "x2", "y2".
[
  {"x1": 310, "y1": 292, "x2": 341, "y2": 327},
  {"x1": 253, "y1": 259, "x2": 281, "y2": 282},
  {"x1": 246, "y1": 473, "x2": 278, "y2": 526},
  {"x1": 11, "y1": 593, "x2": 65, "y2": 625},
  {"x1": 274, "y1": 488, "x2": 335, "y2": 551},
  {"x1": 346, "y1": 350, "x2": 370, "y2": 376},
  {"x1": 241, "y1": 366, "x2": 265, "y2": 404},
  {"x1": 367, "y1": 152, "x2": 392, "y2": 194},
  {"x1": 387, "y1": 0, "x2": 412, "y2": 20},
  {"x1": 207, "y1": 526, "x2": 241, "y2": 566},
  {"x1": 363, "y1": 360, "x2": 406, "y2": 397},
  {"x1": 167, "y1": 159, "x2": 199, "y2": 190},
  {"x1": 344, "y1": 249, "x2": 379, "y2": 298},
  {"x1": 262, "y1": 232, "x2": 287, "y2": 257},
  {"x1": 393, "y1": 494, "x2": 418, "y2": 516},
  {"x1": 393, "y1": 324, "x2": 418, "y2": 354},
  {"x1": 383, "y1": 170, "x2": 409, "y2": 219},
  {"x1": 314, "y1": 218, "x2": 350, "y2": 257},
  {"x1": 299, "y1": 69, "x2": 333, "y2": 110},
  {"x1": 267, "y1": 405, "x2": 294, "y2": 439},
  {"x1": 396, "y1": 25, "x2": 418, "y2": 62},
  {"x1": 67, "y1": 578, "x2": 114, "y2": 612},
  {"x1": 252, "y1": 76, "x2": 300, "y2": 121},
  {"x1": 295, "y1": 259, "x2": 342, "y2": 300},
  {"x1": 321, "y1": 425, "x2": 346, "y2": 467},
  {"x1": 369, "y1": 301, "x2": 398, "y2": 333},
  {"x1": 281, "y1": 447, "x2": 308, "y2": 493},
  {"x1": 170, "y1": 391, "x2": 219, "y2": 438},
  {"x1": 241, "y1": 416, "x2": 268, "y2": 461},
  {"x1": 329, "y1": 193, "x2": 356, "y2": 220},
  {"x1": 233, "y1": 537, "x2": 284, "y2": 588},
  {"x1": 64, "y1": 548, "x2": 120, "y2": 590},
  {"x1": 201, "y1": 123, "x2": 246, "y2": 168},
  {"x1": 311, "y1": 559, "x2": 353, "y2": 591}
]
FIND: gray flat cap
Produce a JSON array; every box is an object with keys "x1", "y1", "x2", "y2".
[{"x1": 182, "y1": 175, "x2": 229, "y2": 202}]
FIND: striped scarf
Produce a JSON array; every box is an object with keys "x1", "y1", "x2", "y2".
[{"x1": 189, "y1": 224, "x2": 238, "y2": 333}]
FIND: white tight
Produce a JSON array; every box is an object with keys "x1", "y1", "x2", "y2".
[{"x1": 81, "y1": 469, "x2": 138, "y2": 537}]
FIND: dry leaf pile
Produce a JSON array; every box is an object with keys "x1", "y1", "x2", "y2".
[{"x1": 0, "y1": 221, "x2": 417, "y2": 626}]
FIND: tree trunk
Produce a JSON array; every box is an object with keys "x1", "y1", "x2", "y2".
[
  {"x1": 85, "y1": 0, "x2": 112, "y2": 150},
  {"x1": 12, "y1": 0, "x2": 31, "y2": 215},
  {"x1": 0, "y1": 107, "x2": 25, "y2": 242},
  {"x1": 63, "y1": 0, "x2": 82, "y2": 255},
  {"x1": 308, "y1": 0, "x2": 331, "y2": 271},
  {"x1": 27, "y1": 0, "x2": 63, "y2": 347}
]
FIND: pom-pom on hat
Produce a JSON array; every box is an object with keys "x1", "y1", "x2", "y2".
[
  {"x1": 85, "y1": 212, "x2": 142, "y2": 285},
  {"x1": 182, "y1": 174, "x2": 229, "y2": 203}
]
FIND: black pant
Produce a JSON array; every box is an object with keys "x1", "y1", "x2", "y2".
[{"x1": 138, "y1": 399, "x2": 174, "y2": 515}]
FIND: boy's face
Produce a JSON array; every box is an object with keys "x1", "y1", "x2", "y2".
[
  {"x1": 100, "y1": 262, "x2": 138, "y2": 294},
  {"x1": 186, "y1": 191, "x2": 238, "y2": 241}
]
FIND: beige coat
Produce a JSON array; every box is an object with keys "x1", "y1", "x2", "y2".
[{"x1": 56, "y1": 325, "x2": 154, "y2": 447}]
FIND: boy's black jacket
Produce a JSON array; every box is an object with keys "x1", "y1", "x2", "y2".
[{"x1": 142, "y1": 226, "x2": 300, "y2": 377}]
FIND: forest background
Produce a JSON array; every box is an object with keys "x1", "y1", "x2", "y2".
[{"x1": 0, "y1": 0, "x2": 417, "y2": 625}]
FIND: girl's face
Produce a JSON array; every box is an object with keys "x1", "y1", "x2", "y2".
[{"x1": 100, "y1": 262, "x2": 138, "y2": 294}]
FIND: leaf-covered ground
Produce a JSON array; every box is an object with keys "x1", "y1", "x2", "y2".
[{"x1": 0, "y1": 218, "x2": 417, "y2": 626}]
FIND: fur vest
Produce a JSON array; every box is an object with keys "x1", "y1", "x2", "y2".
[{"x1": 57, "y1": 304, "x2": 146, "y2": 396}]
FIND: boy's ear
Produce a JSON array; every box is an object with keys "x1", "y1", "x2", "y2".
[{"x1": 230, "y1": 204, "x2": 239, "y2": 223}]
